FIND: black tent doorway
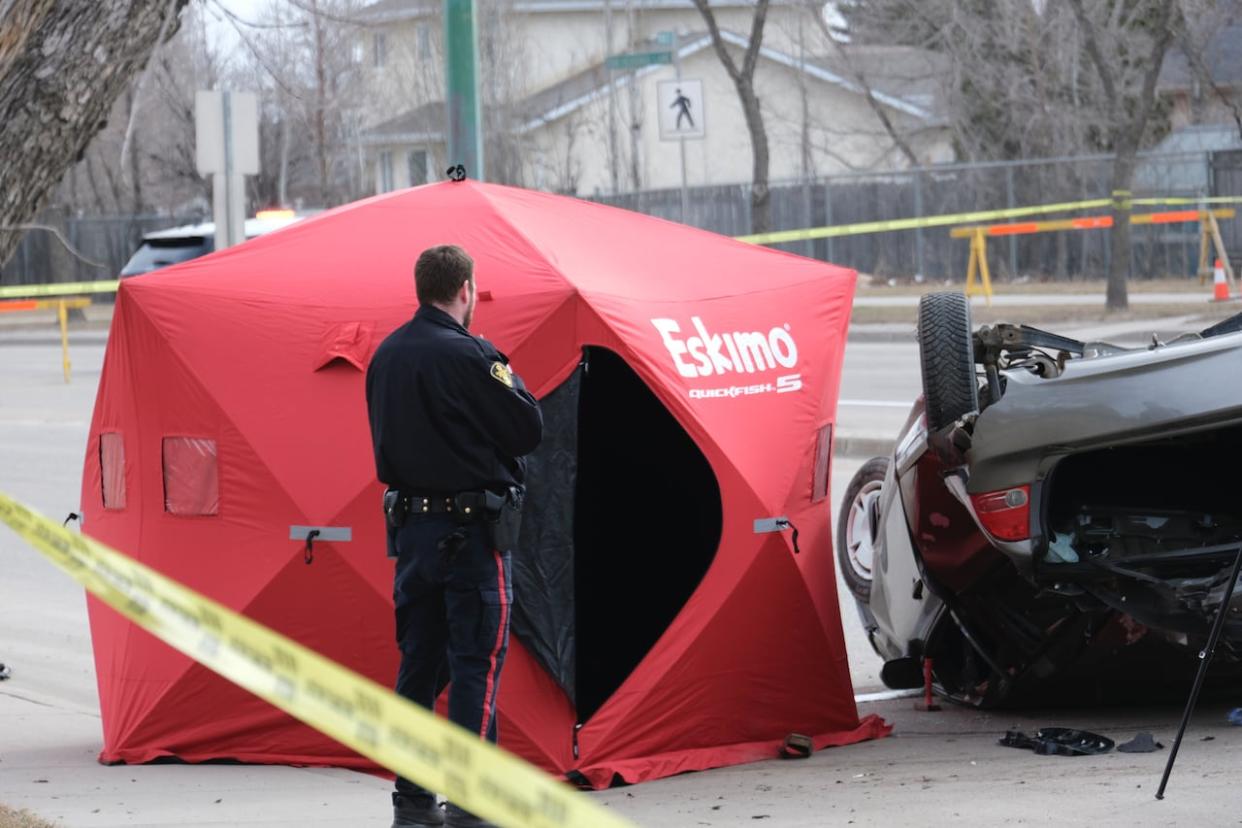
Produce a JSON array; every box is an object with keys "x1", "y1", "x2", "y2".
[{"x1": 513, "y1": 347, "x2": 723, "y2": 721}]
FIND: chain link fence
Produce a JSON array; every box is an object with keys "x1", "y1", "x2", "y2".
[
  {"x1": 4, "y1": 151, "x2": 1238, "y2": 288},
  {"x1": 1, "y1": 212, "x2": 203, "y2": 287},
  {"x1": 596, "y1": 150, "x2": 1239, "y2": 282}
]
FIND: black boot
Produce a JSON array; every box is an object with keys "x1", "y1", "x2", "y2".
[
  {"x1": 443, "y1": 803, "x2": 497, "y2": 828},
  {"x1": 392, "y1": 791, "x2": 444, "y2": 827}
]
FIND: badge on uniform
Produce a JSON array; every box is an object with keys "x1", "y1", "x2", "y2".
[{"x1": 490, "y1": 361, "x2": 514, "y2": 388}]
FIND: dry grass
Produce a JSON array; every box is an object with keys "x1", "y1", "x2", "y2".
[
  {"x1": 849, "y1": 301, "x2": 1242, "y2": 327},
  {"x1": 0, "y1": 805, "x2": 60, "y2": 828}
]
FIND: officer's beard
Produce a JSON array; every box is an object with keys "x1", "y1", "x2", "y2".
[{"x1": 462, "y1": 291, "x2": 476, "y2": 329}]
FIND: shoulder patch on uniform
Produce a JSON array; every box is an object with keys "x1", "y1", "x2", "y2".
[{"x1": 490, "y1": 361, "x2": 514, "y2": 388}]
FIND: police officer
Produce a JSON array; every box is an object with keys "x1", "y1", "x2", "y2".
[{"x1": 365, "y1": 245, "x2": 543, "y2": 828}]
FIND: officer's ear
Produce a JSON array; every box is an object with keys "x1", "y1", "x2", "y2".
[{"x1": 459, "y1": 278, "x2": 474, "y2": 306}]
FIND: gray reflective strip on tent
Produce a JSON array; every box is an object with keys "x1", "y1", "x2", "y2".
[
  {"x1": 753, "y1": 517, "x2": 791, "y2": 534},
  {"x1": 289, "y1": 526, "x2": 352, "y2": 542}
]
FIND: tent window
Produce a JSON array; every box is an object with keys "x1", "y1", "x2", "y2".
[
  {"x1": 100, "y1": 432, "x2": 126, "y2": 510},
  {"x1": 162, "y1": 437, "x2": 219, "y2": 516},
  {"x1": 574, "y1": 348, "x2": 722, "y2": 720},
  {"x1": 812, "y1": 424, "x2": 832, "y2": 503}
]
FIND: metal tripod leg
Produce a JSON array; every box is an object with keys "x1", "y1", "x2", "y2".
[{"x1": 1156, "y1": 545, "x2": 1242, "y2": 800}]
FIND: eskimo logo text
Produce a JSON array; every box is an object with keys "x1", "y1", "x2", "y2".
[{"x1": 651, "y1": 317, "x2": 802, "y2": 396}]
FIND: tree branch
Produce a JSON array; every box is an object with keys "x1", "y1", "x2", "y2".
[
  {"x1": 807, "y1": 1, "x2": 922, "y2": 167},
  {"x1": 691, "y1": 0, "x2": 742, "y2": 84},
  {"x1": 1068, "y1": 0, "x2": 1119, "y2": 120},
  {"x1": 1127, "y1": 0, "x2": 1178, "y2": 136},
  {"x1": 741, "y1": 0, "x2": 771, "y2": 80},
  {"x1": 1175, "y1": 0, "x2": 1242, "y2": 139}
]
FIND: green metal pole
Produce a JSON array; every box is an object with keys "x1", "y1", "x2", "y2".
[{"x1": 444, "y1": 0, "x2": 483, "y2": 179}]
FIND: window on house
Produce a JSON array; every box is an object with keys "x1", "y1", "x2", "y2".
[
  {"x1": 162, "y1": 437, "x2": 219, "y2": 516},
  {"x1": 351, "y1": 41, "x2": 364, "y2": 64},
  {"x1": 417, "y1": 23, "x2": 431, "y2": 61},
  {"x1": 100, "y1": 432, "x2": 126, "y2": 510},
  {"x1": 407, "y1": 150, "x2": 428, "y2": 186},
  {"x1": 379, "y1": 151, "x2": 394, "y2": 193},
  {"x1": 373, "y1": 32, "x2": 387, "y2": 68}
]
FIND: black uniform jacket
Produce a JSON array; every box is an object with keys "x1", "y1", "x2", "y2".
[{"x1": 365, "y1": 305, "x2": 543, "y2": 495}]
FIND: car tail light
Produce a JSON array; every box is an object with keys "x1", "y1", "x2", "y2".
[{"x1": 970, "y1": 485, "x2": 1031, "y2": 541}]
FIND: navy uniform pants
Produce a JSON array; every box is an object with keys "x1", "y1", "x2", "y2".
[{"x1": 390, "y1": 514, "x2": 512, "y2": 798}]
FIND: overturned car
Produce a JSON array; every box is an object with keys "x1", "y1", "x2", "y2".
[{"x1": 838, "y1": 292, "x2": 1242, "y2": 705}]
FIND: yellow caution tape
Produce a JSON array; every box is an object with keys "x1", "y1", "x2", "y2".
[
  {"x1": 0, "y1": 493, "x2": 635, "y2": 828},
  {"x1": 0, "y1": 280, "x2": 119, "y2": 299},
  {"x1": 736, "y1": 195, "x2": 1242, "y2": 245}
]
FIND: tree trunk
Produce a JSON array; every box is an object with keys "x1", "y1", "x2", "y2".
[
  {"x1": 739, "y1": 80, "x2": 771, "y2": 234},
  {"x1": 126, "y1": 89, "x2": 145, "y2": 213},
  {"x1": 311, "y1": 1, "x2": 331, "y2": 206},
  {"x1": 1106, "y1": 150, "x2": 1138, "y2": 311},
  {"x1": 0, "y1": 0, "x2": 187, "y2": 267},
  {"x1": 693, "y1": 0, "x2": 771, "y2": 234}
]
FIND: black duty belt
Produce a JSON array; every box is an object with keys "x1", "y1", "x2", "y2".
[{"x1": 398, "y1": 491, "x2": 490, "y2": 518}]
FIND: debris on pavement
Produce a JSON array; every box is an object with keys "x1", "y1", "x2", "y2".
[
  {"x1": 1000, "y1": 728, "x2": 1114, "y2": 756},
  {"x1": 0, "y1": 662, "x2": 10, "y2": 680},
  {"x1": 1117, "y1": 733, "x2": 1164, "y2": 753}
]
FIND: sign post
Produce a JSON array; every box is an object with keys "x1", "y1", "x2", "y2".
[
  {"x1": 444, "y1": 0, "x2": 483, "y2": 179},
  {"x1": 196, "y1": 90, "x2": 259, "y2": 251},
  {"x1": 657, "y1": 76, "x2": 704, "y2": 223}
]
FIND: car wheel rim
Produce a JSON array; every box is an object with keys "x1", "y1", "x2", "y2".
[{"x1": 846, "y1": 480, "x2": 883, "y2": 581}]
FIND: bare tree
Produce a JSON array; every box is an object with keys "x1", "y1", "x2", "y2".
[
  {"x1": 1175, "y1": 0, "x2": 1242, "y2": 139},
  {"x1": 802, "y1": 3, "x2": 921, "y2": 167},
  {"x1": 693, "y1": 0, "x2": 773, "y2": 233},
  {"x1": 0, "y1": 0, "x2": 189, "y2": 266},
  {"x1": 224, "y1": 0, "x2": 370, "y2": 206},
  {"x1": 1068, "y1": 0, "x2": 1180, "y2": 310}
]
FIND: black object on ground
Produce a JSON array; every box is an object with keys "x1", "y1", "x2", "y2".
[
  {"x1": 779, "y1": 733, "x2": 813, "y2": 759},
  {"x1": 0, "y1": 662, "x2": 10, "y2": 680},
  {"x1": 1157, "y1": 544, "x2": 1242, "y2": 800},
  {"x1": 1000, "y1": 727, "x2": 1114, "y2": 756},
  {"x1": 1117, "y1": 733, "x2": 1164, "y2": 753}
]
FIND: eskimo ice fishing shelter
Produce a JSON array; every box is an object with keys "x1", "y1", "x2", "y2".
[{"x1": 81, "y1": 180, "x2": 885, "y2": 787}]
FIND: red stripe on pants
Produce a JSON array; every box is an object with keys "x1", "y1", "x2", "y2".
[{"x1": 480, "y1": 550, "x2": 508, "y2": 738}]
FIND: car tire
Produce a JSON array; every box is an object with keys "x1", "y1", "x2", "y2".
[
  {"x1": 836, "y1": 456, "x2": 890, "y2": 603},
  {"x1": 918, "y1": 291, "x2": 979, "y2": 432}
]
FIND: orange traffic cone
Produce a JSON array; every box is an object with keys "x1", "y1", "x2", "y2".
[{"x1": 1213, "y1": 259, "x2": 1231, "y2": 302}]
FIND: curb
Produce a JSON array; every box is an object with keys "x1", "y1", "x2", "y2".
[
  {"x1": 0, "y1": 333, "x2": 110, "y2": 347},
  {"x1": 834, "y1": 435, "x2": 895, "y2": 460}
]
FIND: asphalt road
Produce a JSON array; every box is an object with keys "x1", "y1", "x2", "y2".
[{"x1": 1, "y1": 334, "x2": 1238, "y2": 827}]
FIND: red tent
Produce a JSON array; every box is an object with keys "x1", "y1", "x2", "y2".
[{"x1": 81, "y1": 180, "x2": 886, "y2": 788}]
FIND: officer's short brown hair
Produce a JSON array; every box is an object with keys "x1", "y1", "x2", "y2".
[{"x1": 414, "y1": 245, "x2": 474, "y2": 306}]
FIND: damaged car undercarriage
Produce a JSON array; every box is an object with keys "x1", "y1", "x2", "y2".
[{"x1": 838, "y1": 293, "x2": 1242, "y2": 706}]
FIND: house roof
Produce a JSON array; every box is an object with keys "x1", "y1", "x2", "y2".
[
  {"x1": 514, "y1": 30, "x2": 938, "y2": 133},
  {"x1": 1159, "y1": 14, "x2": 1242, "y2": 91},
  {"x1": 361, "y1": 30, "x2": 942, "y2": 145},
  {"x1": 808, "y1": 44, "x2": 949, "y2": 122},
  {"x1": 361, "y1": 101, "x2": 445, "y2": 145}
]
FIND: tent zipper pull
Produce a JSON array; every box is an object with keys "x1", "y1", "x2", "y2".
[
  {"x1": 304, "y1": 529, "x2": 320, "y2": 565},
  {"x1": 572, "y1": 722, "x2": 583, "y2": 759},
  {"x1": 753, "y1": 517, "x2": 801, "y2": 554}
]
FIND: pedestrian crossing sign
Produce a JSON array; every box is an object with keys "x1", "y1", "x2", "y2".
[{"x1": 658, "y1": 79, "x2": 705, "y2": 141}]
